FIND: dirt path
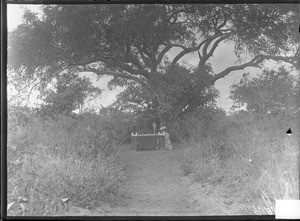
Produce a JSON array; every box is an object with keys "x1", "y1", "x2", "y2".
[{"x1": 67, "y1": 149, "x2": 228, "y2": 216}]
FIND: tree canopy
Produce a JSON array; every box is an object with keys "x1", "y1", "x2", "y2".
[
  {"x1": 35, "y1": 73, "x2": 102, "y2": 118},
  {"x1": 230, "y1": 67, "x2": 299, "y2": 116},
  {"x1": 8, "y1": 4, "x2": 299, "y2": 126}
]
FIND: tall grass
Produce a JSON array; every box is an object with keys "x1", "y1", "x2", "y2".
[
  {"x1": 7, "y1": 114, "x2": 128, "y2": 216},
  {"x1": 177, "y1": 112, "x2": 299, "y2": 215}
]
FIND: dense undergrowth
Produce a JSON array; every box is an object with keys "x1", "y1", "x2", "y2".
[
  {"x1": 7, "y1": 101, "x2": 299, "y2": 216},
  {"x1": 7, "y1": 112, "x2": 131, "y2": 216},
  {"x1": 177, "y1": 111, "x2": 299, "y2": 215}
]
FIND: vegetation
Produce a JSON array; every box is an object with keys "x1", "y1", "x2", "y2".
[
  {"x1": 8, "y1": 4, "x2": 298, "y2": 127},
  {"x1": 7, "y1": 109, "x2": 134, "y2": 216},
  {"x1": 177, "y1": 67, "x2": 299, "y2": 215},
  {"x1": 6, "y1": 3, "x2": 299, "y2": 216}
]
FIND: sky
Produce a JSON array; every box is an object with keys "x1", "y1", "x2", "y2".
[{"x1": 7, "y1": 4, "x2": 287, "y2": 113}]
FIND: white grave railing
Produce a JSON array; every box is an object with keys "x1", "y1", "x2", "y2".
[{"x1": 131, "y1": 132, "x2": 165, "y2": 150}]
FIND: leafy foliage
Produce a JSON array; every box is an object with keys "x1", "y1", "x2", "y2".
[
  {"x1": 33, "y1": 73, "x2": 102, "y2": 118},
  {"x1": 8, "y1": 105, "x2": 33, "y2": 131},
  {"x1": 111, "y1": 63, "x2": 220, "y2": 131},
  {"x1": 230, "y1": 67, "x2": 299, "y2": 116},
  {"x1": 227, "y1": 4, "x2": 298, "y2": 58},
  {"x1": 8, "y1": 4, "x2": 298, "y2": 126}
]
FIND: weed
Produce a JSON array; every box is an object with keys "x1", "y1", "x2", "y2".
[
  {"x1": 7, "y1": 114, "x2": 128, "y2": 216},
  {"x1": 177, "y1": 112, "x2": 299, "y2": 215}
]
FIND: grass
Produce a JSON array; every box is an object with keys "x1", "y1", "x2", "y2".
[
  {"x1": 176, "y1": 113, "x2": 299, "y2": 215},
  {"x1": 7, "y1": 114, "x2": 128, "y2": 216}
]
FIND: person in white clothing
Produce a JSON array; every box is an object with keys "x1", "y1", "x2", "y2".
[{"x1": 159, "y1": 126, "x2": 173, "y2": 150}]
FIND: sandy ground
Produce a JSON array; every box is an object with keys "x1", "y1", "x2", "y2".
[{"x1": 65, "y1": 149, "x2": 229, "y2": 216}]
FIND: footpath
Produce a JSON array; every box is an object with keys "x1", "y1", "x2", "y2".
[{"x1": 66, "y1": 149, "x2": 228, "y2": 216}]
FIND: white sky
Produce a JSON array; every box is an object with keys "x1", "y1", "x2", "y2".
[{"x1": 7, "y1": 4, "x2": 289, "y2": 113}]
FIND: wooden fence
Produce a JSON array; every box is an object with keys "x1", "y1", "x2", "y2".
[{"x1": 131, "y1": 132, "x2": 165, "y2": 151}]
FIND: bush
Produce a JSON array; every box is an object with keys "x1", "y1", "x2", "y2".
[
  {"x1": 8, "y1": 113, "x2": 130, "y2": 159},
  {"x1": 177, "y1": 111, "x2": 299, "y2": 215},
  {"x1": 176, "y1": 142, "x2": 206, "y2": 176},
  {"x1": 7, "y1": 113, "x2": 128, "y2": 216},
  {"x1": 8, "y1": 149, "x2": 126, "y2": 216}
]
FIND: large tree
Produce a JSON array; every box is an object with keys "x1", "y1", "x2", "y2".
[
  {"x1": 110, "y1": 64, "x2": 219, "y2": 116},
  {"x1": 8, "y1": 4, "x2": 298, "y2": 126}
]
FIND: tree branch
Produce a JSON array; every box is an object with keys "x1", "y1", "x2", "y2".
[
  {"x1": 259, "y1": 55, "x2": 298, "y2": 66},
  {"x1": 210, "y1": 54, "x2": 297, "y2": 85},
  {"x1": 136, "y1": 45, "x2": 153, "y2": 69},
  {"x1": 199, "y1": 34, "x2": 231, "y2": 65},
  {"x1": 170, "y1": 33, "x2": 222, "y2": 68},
  {"x1": 163, "y1": 43, "x2": 188, "y2": 50},
  {"x1": 125, "y1": 52, "x2": 150, "y2": 77},
  {"x1": 215, "y1": 11, "x2": 228, "y2": 31},
  {"x1": 157, "y1": 45, "x2": 172, "y2": 65},
  {"x1": 170, "y1": 42, "x2": 203, "y2": 68},
  {"x1": 116, "y1": 61, "x2": 150, "y2": 79},
  {"x1": 81, "y1": 67, "x2": 148, "y2": 87},
  {"x1": 210, "y1": 35, "x2": 230, "y2": 56}
]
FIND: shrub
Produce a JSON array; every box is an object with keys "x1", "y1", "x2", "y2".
[
  {"x1": 177, "y1": 111, "x2": 299, "y2": 215},
  {"x1": 7, "y1": 113, "x2": 128, "y2": 216},
  {"x1": 8, "y1": 148, "x2": 126, "y2": 216},
  {"x1": 176, "y1": 142, "x2": 206, "y2": 176}
]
